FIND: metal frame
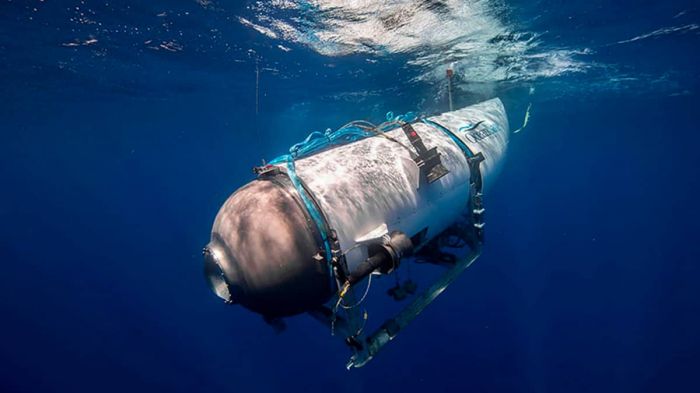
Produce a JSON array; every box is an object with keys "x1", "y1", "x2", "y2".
[{"x1": 345, "y1": 242, "x2": 482, "y2": 368}]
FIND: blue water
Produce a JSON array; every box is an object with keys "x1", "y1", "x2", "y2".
[{"x1": 1, "y1": 1, "x2": 699, "y2": 392}]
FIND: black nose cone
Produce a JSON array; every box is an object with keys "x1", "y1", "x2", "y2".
[{"x1": 204, "y1": 178, "x2": 333, "y2": 317}]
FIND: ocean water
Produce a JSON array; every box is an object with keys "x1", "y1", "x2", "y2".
[{"x1": 1, "y1": 1, "x2": 699, "y2": 392}]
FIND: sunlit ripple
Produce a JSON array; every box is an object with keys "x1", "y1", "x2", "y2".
[{"x1": 244, "y1": 0, "x2": 592, "y2": 87}]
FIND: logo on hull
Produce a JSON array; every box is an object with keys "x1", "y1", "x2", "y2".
[{"x1": 459, "y1": 121, "x2": 500, "y2": 143}]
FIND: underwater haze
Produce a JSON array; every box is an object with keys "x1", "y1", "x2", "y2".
[{"x1": 1, "y1": 1, "x2": 699, "y2": 392}]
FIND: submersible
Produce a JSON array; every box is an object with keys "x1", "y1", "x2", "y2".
[{"x1": 204, "y1": 98, "x2": 509, "y2": 367}]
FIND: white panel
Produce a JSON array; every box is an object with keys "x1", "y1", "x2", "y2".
[{"x1": 287, "y1": 99, "x2": 509, "y2": 271}]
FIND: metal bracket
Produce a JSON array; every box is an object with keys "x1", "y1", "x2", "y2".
[
  {"x1": 400, "y1": 123, "x2": 450, "y2": 184},
  {"x1": 253, "y1": 164, "x2": 282, "y2": 177}
]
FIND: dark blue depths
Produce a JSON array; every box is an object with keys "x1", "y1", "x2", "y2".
[{"x1": 1, "y1": 1, "x2": 699, "y2": 392}]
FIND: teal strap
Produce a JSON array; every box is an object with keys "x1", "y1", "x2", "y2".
[
  {"x1": 280, "y1": 155, "x2": 335, "y2": 284},
  {"x1": 270, "y1": 125, "x2": 376, "y2": 164}
]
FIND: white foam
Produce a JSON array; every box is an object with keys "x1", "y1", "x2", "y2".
[
  {"x1": 238, "y1": 16, "x2": 278, "y2": 40},
  {"x1": 616, "y1": 24, "x2": 699, "y2": 44},
  {"x1": 241, "y1": 0, "x2": 590, "y2": 86}
]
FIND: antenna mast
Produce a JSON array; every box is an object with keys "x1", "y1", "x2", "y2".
[
  {"x1": 446, "y1": 67, "x2": 454, "y2": 111},
  {"x1": 255, "y1": 61, "x2": 260, "y2": 115}
]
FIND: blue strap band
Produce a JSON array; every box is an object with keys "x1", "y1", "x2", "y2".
[{"x1": 280, "y1": 156, "x2": 335, "y2": 285}]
